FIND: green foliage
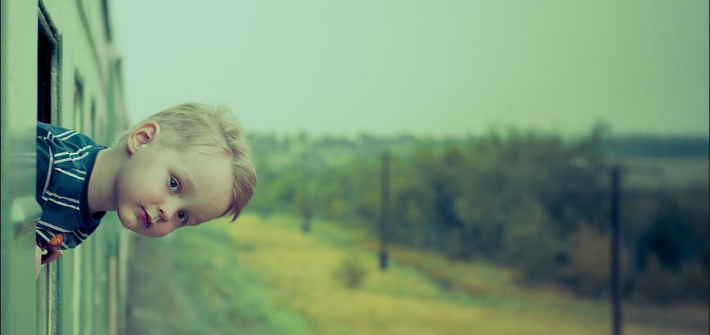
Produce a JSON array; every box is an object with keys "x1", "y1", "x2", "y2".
[
  {"x1": 502, "y1": 198, "x2": 566, "y2": 282},
  {"x1": 127, "y1": 226, "x2": 312, "y2": 335},
  {"x1": 334, "y1": 253, "x2": 369, "y2": 289},
  {"x1": 246, "y1": 129, "x2": 710, "y2": 303},
  {"x1": 561, "y1": 225, "x2": 615, "y2": 296}
]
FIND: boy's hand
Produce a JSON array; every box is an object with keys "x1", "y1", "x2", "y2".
[
  {"x1": 35, "y1": 244, "x2": 63, "y2": 279},
  {"x1": 35, "y1": 246, "x2": 41, "y2": 279},
  {"x1": 42, "y1": 244, "x2": 63, "y2": 264}
]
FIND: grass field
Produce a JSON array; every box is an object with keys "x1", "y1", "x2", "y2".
[{"x1": 127, "y1": 213, "x2": 709, "y2": 335}]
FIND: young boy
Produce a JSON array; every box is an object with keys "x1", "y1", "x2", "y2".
[{"x1": 35, "y1": 102, "x2": 257, "y2": 276}]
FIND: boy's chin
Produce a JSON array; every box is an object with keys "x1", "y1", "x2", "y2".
[{"x1": 117, "y1": 216, "x2": 146, "y2": 235}]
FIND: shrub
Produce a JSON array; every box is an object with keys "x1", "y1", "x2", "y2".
[{"x1": 334, "y1": 253, "x2": 369, "y2": 289}]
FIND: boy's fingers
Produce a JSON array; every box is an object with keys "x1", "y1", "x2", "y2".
[{"x1": 41, "y1": 246, "x2": 63, "y2": 265}]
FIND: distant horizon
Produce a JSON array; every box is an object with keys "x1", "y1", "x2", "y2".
[{"x1": 242, "y1": 124, "x2": 710, "y2": 141}]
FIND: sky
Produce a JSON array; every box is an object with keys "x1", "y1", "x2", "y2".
[{"x1": 111, "y1": 0, "x2": 709, "y2": 138}]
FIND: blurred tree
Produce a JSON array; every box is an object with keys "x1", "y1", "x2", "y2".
[{"x1": 245, "y1": 126, "x2": 709, "y2": 303}]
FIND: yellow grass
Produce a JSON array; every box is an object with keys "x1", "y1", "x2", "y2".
[{"x1": 225, "y1": 213, "x2": 708, "y2": 335}]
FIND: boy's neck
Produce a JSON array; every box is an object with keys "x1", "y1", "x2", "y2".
[{"x1": 87, "y1": 147, "x2": 122, "y2": 214}]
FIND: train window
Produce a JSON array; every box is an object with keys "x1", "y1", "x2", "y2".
[
  {"x1": 37, "y1": 29, "x2": 51, "y2": 123},
  {"x1": 38, "y1": 3, "x2": 61, "y2": 334},
  {"x1": 37, "y1": 2, "x2": 59, "y2": 124}
]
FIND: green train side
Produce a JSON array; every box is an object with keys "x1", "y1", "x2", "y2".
[{"x1": 2, "y1": 0, "x2": 130, "y2": 334}]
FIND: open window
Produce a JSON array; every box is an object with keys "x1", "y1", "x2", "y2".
[
  {"x1": 37, "y1": 3, "x2": 59, "y2": 124},
  {"x1": 37, "y1": 2, "x2": 61, "y2": 333}
]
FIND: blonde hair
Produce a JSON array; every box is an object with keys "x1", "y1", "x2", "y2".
[{"x1": 117, "y1": 103, "x2": 257, "y2": 222}]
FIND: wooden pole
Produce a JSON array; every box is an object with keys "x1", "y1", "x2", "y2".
[
  {"x1": 300, "y1": 153, "x2": 311, "y2": 233},
  {"x1": 379, "y1": 151, "x2": 391, "y2": 271},
  {"x1": 610, "y1": 166, "x2": 622, "y2": 335}
]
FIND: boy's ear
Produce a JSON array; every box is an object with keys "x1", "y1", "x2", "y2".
[{"x1": 126, "y1": 122, "x2": 161, "y2": 155}]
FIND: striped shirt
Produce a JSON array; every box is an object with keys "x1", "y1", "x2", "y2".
[{"x1": 35, "y1": 122, "x2": 107, "y2": 250}]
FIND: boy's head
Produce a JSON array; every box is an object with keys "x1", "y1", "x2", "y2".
[{"x1": 113, "y1": 103, "x2": 256, "y2": 237}]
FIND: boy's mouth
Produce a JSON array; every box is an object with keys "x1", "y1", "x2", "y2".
[{"x1": 141, "y1": 208, "x2": 153, "y2": 228}]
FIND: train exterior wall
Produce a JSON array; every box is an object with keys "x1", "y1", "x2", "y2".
[{"x1": 1, "y1": 0, "x2": 130, "y2": 334}]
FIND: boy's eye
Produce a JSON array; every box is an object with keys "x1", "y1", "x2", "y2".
[
  {"x1": 169, "y1": 176, "x2": 180, "y2": 193},
  {"x1": 177, "y1": 211, "x2": 189, "y2": 225}
]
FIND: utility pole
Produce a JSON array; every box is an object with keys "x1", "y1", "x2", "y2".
[
  {"x1": 610, "y1": 165, "x2": 622, "y2": 335},
  {"x1": 379, "y1": 150, "x2": 391, "y2": 271},
  {"x1": 571, "y1": 158, "x2": 662, "y2": 335},
  {"x1": 300, "y1": 151, "x2": 311, "y2": 234}
]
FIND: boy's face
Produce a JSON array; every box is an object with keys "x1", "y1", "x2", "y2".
[{"x1": 114, "y1": 122, "x2": 234, "y2": 237}]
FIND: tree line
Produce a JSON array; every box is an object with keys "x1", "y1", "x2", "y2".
[{"x1": 247, "y1": 128, "x2": 709, "y2": 303}]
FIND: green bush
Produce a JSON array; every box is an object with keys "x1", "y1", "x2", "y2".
[{"x1": 334, "y1": 253, "x2": 369, "y2": 289}]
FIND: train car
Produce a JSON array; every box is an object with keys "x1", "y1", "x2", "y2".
[{"x1": 1, "y1": 0, "x2": 130, "y2": 334}]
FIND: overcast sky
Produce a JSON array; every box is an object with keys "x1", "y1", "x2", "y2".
[{"x1": 112, "y1": 0, "x2": 708, "y2": 138}]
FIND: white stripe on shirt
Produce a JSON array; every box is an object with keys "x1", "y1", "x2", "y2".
[
  {"x1": 59, "y1": 132, "x2": 80, "y2": 141},
  {"x1": 72, "y1": 168, "x2": 87, "y2": 175},
  {"x1": 54, "y1": 151, "x2": 90, "y2": 164},
  {"x1": 55, "y1": 167, "x2": 85, "y2": 181},
  {"x1": 36, "y1": 229, "x2": 51, "y2": 243},
  {"x1": 54, "y1": 145, "x2": 93, "y2": 158},
  {"x1": 44, "y1": 197, "x2": 81, "y2": 211},
  {"x1": 75, "y1": 229, "x2": 89, "y2": 238},
  {"x1": 37, "y1": 220, "x2": 72, "y2": 232},
  {"x1": 44, "y1": 190, "x2": 80, "y2": 204},
  {"x1": 54, "y1": 129, "x2": 74, "y2": 138},
  {"x1": 72, "y1": 231, "x2": 86, "y2": 241},
  {"x1": 40, "y1": 145, "x2": 54, "y2": 201}
]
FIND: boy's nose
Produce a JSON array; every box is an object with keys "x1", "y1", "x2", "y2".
[
  {"x1": 158, "y1": 198, "x2": 183, "y2": 224},
  {"x1": 158, "y1": 206, "x2": 175, "y2": 222}
]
